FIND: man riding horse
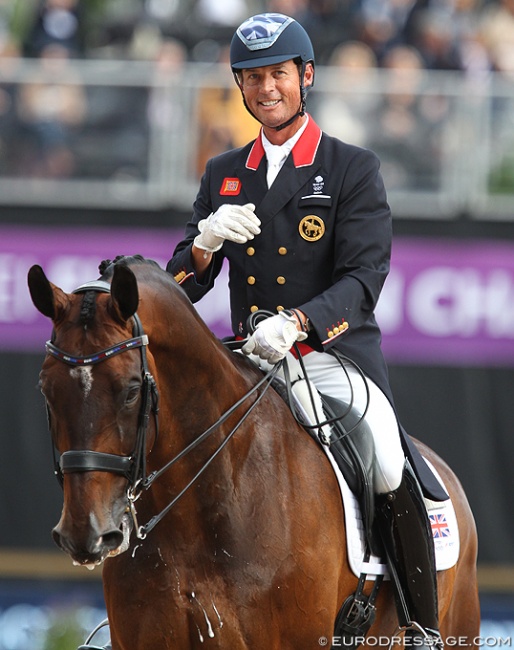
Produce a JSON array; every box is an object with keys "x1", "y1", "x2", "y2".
[
  {"x1": 68, "y1": 13, "x2": 450, "y2": 650},
  {"x1": 167, "y1": 12, "x2": 446, "y2": 647}
]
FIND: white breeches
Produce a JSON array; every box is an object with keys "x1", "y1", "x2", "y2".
[{"x1": 298, "y1": 351, "x2": 405, "y2": 494}]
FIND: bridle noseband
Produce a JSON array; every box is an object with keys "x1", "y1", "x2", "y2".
[{"x1": 46, "y1": 280, "x2": 159, "y2": 496}]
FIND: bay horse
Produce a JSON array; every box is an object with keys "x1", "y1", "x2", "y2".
[{"x1": 28, "y1": 256, "x2": 480, "y2": 649}]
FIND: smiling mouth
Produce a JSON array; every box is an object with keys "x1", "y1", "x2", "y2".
[{"x1": 260, "y1": 99, "x2": 280, "y2": 107}]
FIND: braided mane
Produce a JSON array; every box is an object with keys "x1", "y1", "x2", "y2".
[{"x1": 79, "y1": 256, "x2": 160, "y2": 327}]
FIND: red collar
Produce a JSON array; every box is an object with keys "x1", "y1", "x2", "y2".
[{"x1": 246, "y1": 116, "x2": 322, "y2": 171}]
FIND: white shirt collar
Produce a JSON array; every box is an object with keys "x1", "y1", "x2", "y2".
[{"x1": 261, "y1": 114, "x2": 310, "y2": 163}]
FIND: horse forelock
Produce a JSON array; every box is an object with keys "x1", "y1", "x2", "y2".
[{"x1": 79, "y1": 291, "x2": 97, "y2": 327}]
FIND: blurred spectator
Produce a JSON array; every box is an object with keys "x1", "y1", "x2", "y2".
[
  {"x1": 23, "y1": 0, "x2": 84, "y2": 58},
  {"x1": 147, "y1": 37, "x2": 188, "y2": 137},
  {"x1": 266, "y1": 0, "x2": 358, "y2": 64},
  {"x1": 366, "y1": 44, "x2": 446, "y2": 190},
  {"x1": 195, "y1": 45, "x2": 259, "y2": 176},
  {"x1": 408, "y1": 8, "x2": 465, "y2": 70},
  {"x1": 480, "y1": 0, "x2": 514, "y2": 74},
  {"x1": 264, "y1": 0, "x2": 311, "y2": 22},
  {"x1": 0, "y1": 40, "x2": 23, "y2": 175},
  {"x1": 194, "y1": 0, "x2": 251, "y2": 27},
  {"x1": 353, "y1": 0, "x2": 418, "y2": 64},
  {"x1": 312, "y1": 40, "x2": 379, "y2": 146},
  {"x1": 15, "y1": 43, "x2": 86, "y2": 178}
]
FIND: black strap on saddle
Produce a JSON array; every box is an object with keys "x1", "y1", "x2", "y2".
[
  {"x1": 332, "y1": 550, "x2": 383, "y2": 649},
  {"x1": 320, "y1": 393, "x2": 376, "y2": 550}
]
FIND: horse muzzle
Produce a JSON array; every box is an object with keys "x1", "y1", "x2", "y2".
[{"x1": 53, "y1": 512, "x2": 133, "y2": 569}]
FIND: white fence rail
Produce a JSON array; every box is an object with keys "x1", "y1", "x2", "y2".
[{"x1": 0, "y1": 58, "x2": 513, "y2": 219}]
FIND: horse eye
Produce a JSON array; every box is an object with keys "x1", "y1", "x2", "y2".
[{"x1": 125, "y1": 386, "x2": 140, "y2": 405}]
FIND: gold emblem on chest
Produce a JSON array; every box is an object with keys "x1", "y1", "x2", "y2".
[{"x1": 299, "y1": 215, "x2": 325, "y2": 241}]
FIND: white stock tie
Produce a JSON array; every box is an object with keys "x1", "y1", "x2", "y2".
[{"x1": 266, "y1": 146, "x2": 286, "y2": 188}]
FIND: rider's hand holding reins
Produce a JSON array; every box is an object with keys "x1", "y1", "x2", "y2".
[
  {"x1": 194, "y1": 203, "x2": 261, "y2": 253},
  {"x1": 242, "y1": 311, "x2": 308, "y2": 364}
]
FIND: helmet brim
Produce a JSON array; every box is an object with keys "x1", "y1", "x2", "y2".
[{"x1": 231, "y1": 53, "x2": 298, "y2": 70}]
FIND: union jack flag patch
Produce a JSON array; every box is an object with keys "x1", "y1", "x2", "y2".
[
  {"x1": 430, "y1": 513, "x2": 450, "y2": 538},
  {"x1": 220, "y1": 178, "x2": 241, "y2": 196}
]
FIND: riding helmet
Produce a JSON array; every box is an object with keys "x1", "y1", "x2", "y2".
[{"x1": 230, "y1": 13, "x2": 315, "y2": 71}]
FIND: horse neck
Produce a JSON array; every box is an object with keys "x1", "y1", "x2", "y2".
[{"x1": 143, "y1": 344, "x2": 278, "y2": 537}]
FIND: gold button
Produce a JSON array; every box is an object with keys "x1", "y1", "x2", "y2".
[
  {"x1": 278, "y1": 247, "x2": 287, "y2": 255},
  {"x1": 250, "y1": 305, "x2": 259, "y2": 312},
  {"x1": 276, "y1": 276, "x2": 286, "y2": 285},
  {"x1": 277, "y1": 305, "x2": 284, "y2": 312},
  {"x1": 247, "y1": 276, "x2": 256, "y2": 285},
  {"x1": 247, "y1": 247, "x2": 255, "y2": 256}
]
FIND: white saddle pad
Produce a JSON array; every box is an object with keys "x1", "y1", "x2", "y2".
[
  {"x1": 258, "y1": 353, "x2": 460, "y2": 580},
  {"x1": 322, "y1": 447, "x2": 460, "y2": 579}
]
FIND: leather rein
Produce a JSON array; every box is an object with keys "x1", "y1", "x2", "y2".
[{"x1": 45, "y1": 280, "x2": 279, "y2": 540}]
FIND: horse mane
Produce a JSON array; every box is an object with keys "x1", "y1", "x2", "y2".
[
  {"x1": 98, "y1": 255, "x2": 160, "y2": 279},
  {"x1": 80, "y1": 291, "x2": 97, "y2": 327},
  {"x1": 78, "y1": 256, "x2": 161, "y2": 327}
]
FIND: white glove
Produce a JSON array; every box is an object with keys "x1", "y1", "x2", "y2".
[
  {"x1": 194, "y1": 203, "x2": 260, "y2": 253},
  {"x1": 242, "y1": 312, "x2": 308, "y2": 365}
]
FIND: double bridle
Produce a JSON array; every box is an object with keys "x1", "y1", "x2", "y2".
[
  {"x1": 45, "y1": 280, "x2": 278, "y2": 540},
  {"x1": 46, "y1": 280, "x2": 159, "y2": 498}
]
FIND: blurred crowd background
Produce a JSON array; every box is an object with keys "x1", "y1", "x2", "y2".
[
  {"x1": 0, "y1": 0, "x2": 514, "y2": 216},
  {"x1": 4, "y1": 0, "x2": 514, "y2": 74}
]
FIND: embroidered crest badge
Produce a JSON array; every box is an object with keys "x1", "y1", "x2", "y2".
[
  {"x1": 312, "y1": 175, "x2": 325, "y2": 193},
  {"x1": 220, "y1": 178, "x2": 242, "y2": 196},
  {"x1": 299, "y1": 215, "x2": 325, "y2": 241}
]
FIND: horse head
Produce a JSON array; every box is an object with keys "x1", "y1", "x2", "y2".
[{"x1": 27, "y1": 259, "x2": 158, "y2": 568}]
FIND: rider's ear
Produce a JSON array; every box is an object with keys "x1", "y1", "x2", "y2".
[
  {"x1": 28, "y1": 264, "x2": 70, "y2": 322},
  {"x1": 109, "y1": 263, "x2": 139, "y2": 323},
  {"x1": 303, "y1": 62, "x2": 314, "y2": 89}
]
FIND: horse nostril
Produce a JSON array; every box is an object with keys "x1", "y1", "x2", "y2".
[
  {"x1": 101, "y1": 528, "x2": 124, "y2": 552},
  {"x1": 52, "y1": 527, "x2": 63, "y2": 550}
]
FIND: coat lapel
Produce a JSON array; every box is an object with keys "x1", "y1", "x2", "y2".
[
  {"x1": 236, "y1": 158, "x2": 268, "y2": 208},
  {"x1": 258, "y1": 157, "x2": 321, "y2": 225},
  {"x1": 236, "y1": 116, "x2": 324, "y2": 226}
]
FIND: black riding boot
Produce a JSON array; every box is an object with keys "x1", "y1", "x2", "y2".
[{"x1": 376, "y1": 463, "x2": 443, "y2": 648}]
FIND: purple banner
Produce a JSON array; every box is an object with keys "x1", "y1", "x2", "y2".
[
  {"x1": 1, "y1": 224, "x2": 231, "y2": 351},
  {"x1": 2, "y1": 225, "x2": 514, "y2": 365},
  {"x1": 377, "y1": 237, "x2": 514, "y2": 365}
]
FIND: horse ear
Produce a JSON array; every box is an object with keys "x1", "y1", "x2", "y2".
[
  {"x1": 28, "y1": 264, "x2": 69, "y2": 320},
  {"x1": 110, "y1": 263, "x2": 139, "y2": 322}
]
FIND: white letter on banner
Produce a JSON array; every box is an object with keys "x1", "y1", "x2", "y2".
[
  {"x1": 408, "y1": 266, "x2": 514, "y2": 339},
  {"x1": 483, "y1": 270, "x2": 514, "y2": 338},
  {"x1": 48, "y1": 256, "x2": 103, "y2": 292},
  {"x1": 408, "y1": 267, "x2": 462, "y2": 336},
  {"x1": 0, "y1": 253, "x2": 39, "y2": 323}
]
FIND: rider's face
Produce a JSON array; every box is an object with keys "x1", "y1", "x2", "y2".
[{"x1": 240, "y1": 59, "x2": 313, "y2": 133}]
